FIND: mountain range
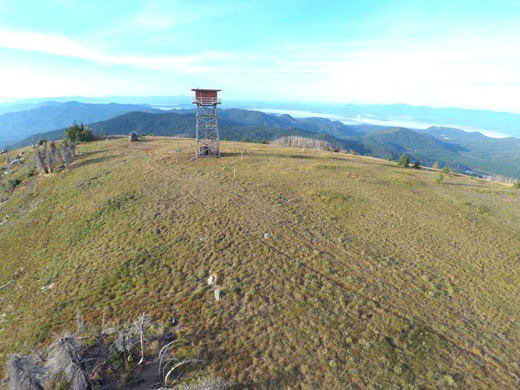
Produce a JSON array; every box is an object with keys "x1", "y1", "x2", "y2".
[
  {"x1": 0, "y1": 101, "x2": 161, "y2": 144},
  {"x1": 1, "y1": 99, "x2": 519, "y2": 179}
]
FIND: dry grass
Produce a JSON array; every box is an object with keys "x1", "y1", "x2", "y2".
[{"x1": 0, "y1": 137, "x2": 519, "y2": 388}]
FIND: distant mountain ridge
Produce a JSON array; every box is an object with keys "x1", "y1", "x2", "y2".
[
  {"x1": 3, "y1": 101, "x2": 520, "y2": 179},
  {"x1": 318, "y1": 103, "x2": 520, "y2": 138},
  {"x1": 0, "y1": 101, "x2": 161, "y2": 144},
  {"x1": 4, "y1": 96, "x2": 520, "y2": 136}
]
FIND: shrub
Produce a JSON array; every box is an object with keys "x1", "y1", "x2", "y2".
[
  {"x1": 412, "y1": 161, "x2": 421, "y2": 169},
  {"x1": 435, "y1": 173, "x2": 445, "y2": 184},
  {"x1": 441, "y1": 166, "x2": 451, "y2": 174},
  {"x1": 513, "y1": 180, "x2": 520, "y2": 189},
  {"x1": 8, "y1": 178, "x2": 21, "y2": 191}
]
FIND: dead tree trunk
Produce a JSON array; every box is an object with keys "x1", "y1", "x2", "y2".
[{"x1": 33, "y1": 150, "x2": 48, "y2": 174}]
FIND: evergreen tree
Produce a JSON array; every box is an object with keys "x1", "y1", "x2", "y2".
[
  {"x1": 397, "y1": 153, "x2": 410, "y2": 167},
  {"x1": 65, "y1": 121, "x2": 95, "y2": 143}
]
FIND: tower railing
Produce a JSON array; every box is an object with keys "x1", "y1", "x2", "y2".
[{"x1": 192, "y1": 97, "x2": 221, "y2": 105}]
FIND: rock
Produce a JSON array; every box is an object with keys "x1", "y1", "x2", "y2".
[
  {"x1": 41, "y1": 283, "x2": 54, "y2": 291},
  {"x1": 215, "y1": 289, "x2": 221, "y2": 301},
  {"x1": 207, "y1": 274, "x2": 216, "y2": 286}
]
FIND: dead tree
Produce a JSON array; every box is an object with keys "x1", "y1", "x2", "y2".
[
  {"x1": 158, "y1": 341, "x2": 201, "y2": 388},
  {"x1": 45, "y1": 147, "x2": 54, "y2": 174},
  {"x1": 110, "y1": 313, "x2": 151, "y2": 364},
  {"x1": 62, "y1": 142, "x2": 75, "y2": 169},
  {"x1": 33, "y1": 150, "x2": 48, "y2": 174},
  {"x1": 46, "y1": 335, "x2": 92, "y2": 390},
  {"x1": 5, "y1": 147, "x2": 11, "y2": 166},
  {"x1": 49, "y1": 141, "x2": 65, "y2": 169},
  {"x1": 4, "y1": 314, "x2": 213, "y2": 389},
  {"x1": 5, "y1": 354, "x2": 46, "y2": 390},
  {"x1": 55, "y1": 147, "x2": 65, "y2": 168}
]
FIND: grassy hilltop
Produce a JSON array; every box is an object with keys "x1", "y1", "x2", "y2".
[{"x1": 1, "y1": 137, "x2": 519, "y2": 388}]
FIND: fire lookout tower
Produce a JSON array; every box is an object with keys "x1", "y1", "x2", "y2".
[{"x1": 192, "y1": 88, "x2": 221, "y2": 158}]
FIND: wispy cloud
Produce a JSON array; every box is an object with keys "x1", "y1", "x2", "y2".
[{"x1": 0, "y1": 29, "x2": 209, "y2": 72}]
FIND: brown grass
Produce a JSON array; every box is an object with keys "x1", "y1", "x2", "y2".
[{"x1": 0, "y1": 137, "x2": 519, "y2": 388}]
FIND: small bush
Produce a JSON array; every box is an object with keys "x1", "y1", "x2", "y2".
[
  {"x1": 441, "y1": 166, "x2": 451, "y2": 174},
  {"x1": 513, "y1": 180, "x2": 520, "y2": 189},
  {"x1": 8, "y1": 178, "x2": 21, "y2": 190},
  {"x1": 435, "y1": 173, "x2": 445, "y2": 184}
]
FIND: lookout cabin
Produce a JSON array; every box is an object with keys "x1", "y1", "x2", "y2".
[{"x1": 192, "y1": 89, "x2": 222, "y2": 105}]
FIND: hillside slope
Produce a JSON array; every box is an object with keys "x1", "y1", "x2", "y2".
[
  {"x1": 359, "y1": 127, "x2": 460, "y2": 167},
  {"x1": 420, "y1": 127, "x2": 520, "y2": 177},
  {"x1": 1, "y1": 139, "x2": 519, "y2": 388}
]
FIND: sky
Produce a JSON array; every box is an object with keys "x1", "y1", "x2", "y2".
[{"x1": 1, "y1": 0, "x2": 520, "y2": 113}]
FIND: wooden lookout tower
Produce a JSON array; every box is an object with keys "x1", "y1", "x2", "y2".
[{"x1": 192, "y1": 88, "x2": 221, "y2": 158}]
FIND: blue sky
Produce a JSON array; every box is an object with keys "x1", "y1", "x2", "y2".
[{"x1": 1, "y1": 0, "x2": 519, "y2": 113}]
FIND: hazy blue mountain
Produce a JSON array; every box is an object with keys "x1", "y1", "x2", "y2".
[
  {"x1": 0, "y1": 95, "x2": 192, "y2": 107},
  {"x1": 334, "y1": 104, "x2": 520, "y2": 138},
  {"x1": 0, "y1": 101, "x2": 161, "y2": 145},
  {"x1": 0, "y1": 100, "x2": 63, "y2": 116}
]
